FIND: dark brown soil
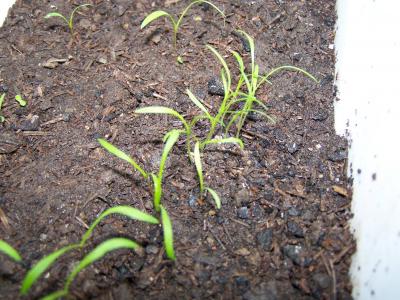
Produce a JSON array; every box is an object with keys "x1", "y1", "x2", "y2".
[{"x1": 0, "y1": 0, "x2": 354, "y2": 299}]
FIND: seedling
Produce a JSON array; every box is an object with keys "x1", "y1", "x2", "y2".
[
  {"x1": 160, "y1": 205, "x2": 175, "y2": 260},
  {"x1": 0, "y1": 93, "x2": 5, "y2": 122},
  {"x1": 141, "y1": 0, "x2": 225, "y2": 49},
  {"x1": 21, "y1": 206, "x2": 158, "y2": 296},
  {"x1": 207, "y1": 30, "x2": 318, "y2": 137},
  {"x1": 0, "y1": 239, "x2": 22, "y2": 262},
  {"x1": 15, "y1": 94, "x2": 27, "y2": 107},
  {"x1": 43, "y1": 238, "x2": 140, "y2": 300},
  {"x1": 44, "y1": 4, "x2": 92, "y2": 35}
]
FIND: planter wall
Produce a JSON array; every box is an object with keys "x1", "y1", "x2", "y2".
[{"x1": 335, "y1": 0, "x2": 400, "y2": 299}]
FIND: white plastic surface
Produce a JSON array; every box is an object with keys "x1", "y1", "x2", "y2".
[
  {"x1": 0, "y1": 0, "x2": 15, "y2": 26},
  {"x1": 335, "y1": 0, "x2": 400, "y2": 299}
]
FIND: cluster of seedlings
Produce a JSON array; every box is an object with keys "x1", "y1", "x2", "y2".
[{"x1": 0, "y1": 0, "x2": 318, "y2": 299}]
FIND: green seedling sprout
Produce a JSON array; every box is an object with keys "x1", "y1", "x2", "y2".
[
  {"x1": 44, "y1": 4, "x2": 92, "y2": 35},
  {"x1": 15, "y1": 94, "x2": 26, "y2": 107},
  {"x1": 135, "y1": 106, "x2": 192, "y2": 155},
  {"x1": 0, "y1": 93, "x2": 5, "y2": 122},
  {"x1": 160, "y1": 205, "x2": 175, "y2": 260},
  {"x1": 193, "y1": 141, "x2": 225, "y2": 209},
  {"x1": 0, "y1": 239, "x2": 22, "y2": 262},
  {"x1": 98, "y1": 138, "x2": 148, "y2": 179},
  {"x1": 152, "y1": 129, "x2": 181, "y2": 211},
  {"x1": 141, "y1": 0, "x2": 225, "y2": 49},
  {"x1": 43, "y1": 238, "x2": 140, "y2": 300},
  {"x1": 21, "y1": 206, "x2": 158, "y2": 296}
]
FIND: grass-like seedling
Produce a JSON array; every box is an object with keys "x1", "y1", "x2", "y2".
[
  {"x1": 141, "y1": 0, "x2": 224, "y2": 49},
  {"x1": 15, "y1": 94, "x2": 27, "y2": 107},
  {"x1": 20, "y1": 206, "x2": 158, "y2": 297},
  {"x1": 0, "y1": 93, "x2": 5, "y2": 122},
  {"x1": 44, "y1": 4, "x2": 92, "y2": 35},
  {"x1": 207, "y1": 30, "x2": 318, "y2": 137},
  {"x1": 42, "y1": 238, "x2": 140, "y2": 300},
  {"x1": 97, "y1": 137, "x2": 178, "y2": 259},
  {"x1": 0, "y1": 239, "x2": 22, "y2": 262},
  {"x1": 160, "y1": 205, "x2": 175, "y2": 260}
]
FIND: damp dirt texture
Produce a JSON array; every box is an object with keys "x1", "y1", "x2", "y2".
[{"x1": 0, "y1": 0, "x2": 355, "y2": 299}]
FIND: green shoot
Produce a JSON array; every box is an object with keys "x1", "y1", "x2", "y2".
[
  {"x1": 159, "y1": 129, "x2": 181, "y2": 179},
  {"x1": 80, "y1": 205, "x2": 159, "y2": 247},
  {"x1": 44, "y1": 4, "x2": 92, "y2": 35},
  {"x1": 160, "y1": 205, "x2": 175, "y2": 260},
  {"x1": 193, "y1": 141, "x2": 204, "y2": 194},
  {"x1": 141, "y1": 0, "x2": 225, "y2": 49},
  {"x1": 41, "y1": 290, "x2": 68, "y2": 300},
  {"x1": 0, "y1": 93, "x2": 6, "y2": 122},
  {"x1": 64, "y1": 238, "x2": 139, "y2": 292},
  {"x1": 98, "y1": 138, "x2": 148, "y2": 179},
  {"x1": 193, "y1": 142, "x2": 222, "y2": 209},
  {"x1": 135, "y1": 106, "x2": 192, "y2": 155},
  {"x1": 21, "y1": 206, "x2": 158, "y2": 296},
  {"x1": 15, "y1": 94, "x2": 27, "y2": 107},
  {"x1": 0, "y1": 239, "x2": 22, "y2": 262},
  {"x1": 151, "y1": 174, "x2": 162, "y2": 212},
  {"x1": 205, "y1": 187, "x2": 221, "y2": 209},
  {"x1": 259, "y1": 65, "x2": 319, "y2": 86},
  {"x1": 20, "y1": 244, "x2": 80, "y2": 295}
]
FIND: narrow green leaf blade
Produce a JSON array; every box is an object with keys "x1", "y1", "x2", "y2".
[
  {"x1": 186, "y1": 89, "x2": 211, "y2": 120},
  {"x1": 205, "y1": 187, "x2": 221, "y2": 209},
  {"x1": 80, "y1": 206, "x2": 159, "y2": 247},
  {"x1": 66, "y1": 238, "x2": 139, "y2": 290},
  {"x1": 193, "y1": 142, "x2": 204, "y2": 193},
  {"x1": 141, "y1": 10, "x2": 171, "y2": 29},
  {"x1": 264, "y1": 65, "x2": 319, "y2": 83},
  {"x1": 151, "y1": 173, "x2": 162, "y2": 212},
  {"x1": 44, "y1": 12, "x2": 67, "y2": 21},
  {"x1": 97, "y1": 138, "x2": 148, "y2": 179},
  {"x1": 0, "y1": 93, "x2": 5, "y2": 108},
  {"x1": 203, "y1": 137, "x2": 244, "y2": 149},
  {"x1": 20, "y1": 244, "x2": 79, "y2": 295},
  {"x1": 207, "y1": 45, "x2": 231, "y2": 91},
  {"x1": 41, "y1": 290, "x2": 68, "y2": 300},
  {"x1": 159, "y1": 130, "x2": 180, "y2": 179},
  {"x1": 160, "y1": 205, "x2": 175, "y2": 260},
  {"x1": 0, "y1": 240, "x2": 22, "y2": 262}
]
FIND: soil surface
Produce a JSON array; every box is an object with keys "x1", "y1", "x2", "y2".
[{"x1": 0, "y1": 0, "x2": 355, "y2": 299}]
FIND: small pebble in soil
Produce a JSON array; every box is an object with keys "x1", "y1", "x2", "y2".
[
  {"x1": 311, "y1": 110, "x2": 328, "y2": 121},
  {"x1": 283, "y1": 244, "x2": 312, "y2": 267},
  {"x1": 312, "y1": 272, "x2": 331, "y2": 290},
  {"x1": 208, "y1": 76, "x2": 225, "y2": 96},
  {"x1": 188, "y1": 194, "x2": 197, "y2": 208},
  {"x1": 288, "y1": 207, "x2": 301, "y2": 217},
  {"x1": 328, "y1": 149, "x2": 347, "y2": 162},
  {"x1": 145, "y1": 245, "x2": 159, "y2": 255},
  {"x1": 256, "y1": 228, "x2": 273, "y2": 250},
  {"x1": 20, "y1": 115, "x2": 40, "y2": 131},
  {"x1": 287, "y1": 142, "x2": 299, "y2": 154},
  {"x1": 237, "y1": 206, "x2": 249, "y2": 219},
  {"x1": 235, "y1": 189, "x2": 250, "y2": 207},
  {"x1": 287, "y1": 221, "x2": 304, "y2": 238}
]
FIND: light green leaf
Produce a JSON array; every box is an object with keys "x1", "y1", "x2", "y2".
[
  {"x1": 21, "y1": 244, "x2": 80, "y2": 295},
  {"x1": 237, "y1": 30, "x2": 255, "y2": 70},
  {"x1": 65, "y1": 238, "x2": 139, "y2": 291},
  {"x1": 69, "y1": 4, "x2": 93, "y2": 30},
  {"x1": 160, "y1": 205, "x2": 175, "y2": 260},
  {"x1": 135, "y1": 106, "x2": 188, "y2": 129},
  {"x1": 41, "y1": 290, "x2": 68, "y2": 300},
  {"x1": 263, "y1": 65, "x2": 319, "y2": 83},
  {"x1": 97, "y1": 138, "x2": 148, "y2": 179},
  {"x1": 44, "y1": 12, "x2": 68, "y2": 25},
  {"x1": 193, "y1": 141, "x2": 204, "y2": 194},
  {"x1": 205, "y1": 187, "x2": 221, "y2": 209},
  {"x1": 80, "y1": 206, "x2": 159, "y2": 247},
  {"x1": 0, "y1": 240, "x2": 22, "y2": 262},
  {"x1": 186, "y1": 89, "x2": 211, "y2": 120},
  {"x1": 159, "y1": 129, "x2": 180, "y2": 179},
  {"x1": 141, "y1": 10, "x2": 172, "y2": 29},
  {"x1": 207, "y1": 45, "x2": 231, "y2": 92},
  {"x1": 203, "y1": 137, "x2": 244, "y2": 149},
  {"x1": 151, "y1": 174, "x2": 162, "y2": 212},
  {"x1": 15, "y1": 95, "x2": 27, "y2": 107}
]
